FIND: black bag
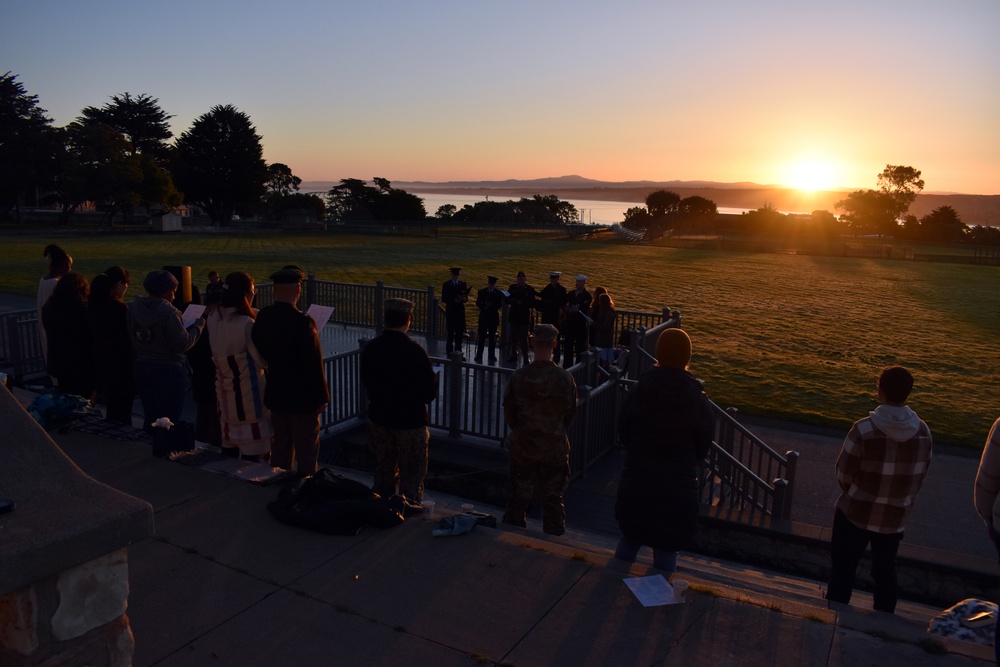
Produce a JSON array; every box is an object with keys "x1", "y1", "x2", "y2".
[{"x1": 268, "y1": 470, "x2": 405, "y2": 535}]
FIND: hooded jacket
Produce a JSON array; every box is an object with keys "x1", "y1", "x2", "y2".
[
  {"x1": 835, "y1": 404, "x2": 933, "y2": 533},
  {"x1": 127, "y1": 295, "x2": 205, "y2": 365}
]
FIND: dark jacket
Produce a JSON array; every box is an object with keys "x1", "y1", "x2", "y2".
[
  {"x1": 506, "y1": 283, "x2": 536, "y2": 325},
  {"x1": 360, "y1": 330, "x2": 438, "y2": 430},
  {"x1": 475, "y1": 287, "x2": 504, "y2": 327},
  {"x1": 251, "y1": 301, "x2": 330, "y2": 413},
  {"x1": 441, "y1": 279, "x2": 469, "y2": 319},
  {"x1": 43, "y1": 298, "x2": 96, "y2": 397},
  {"x1": 89, "y1": 298, "x2": 133, "y2": 397},
  {"x1": 537, "y1": 283, "x2": 567, "y2": 325},
  {"x1": 127, "y1": 295, "x2": 204, "y2": 365},
  {"x1": 615, "y1": 367, "x2": 715, "y2": 552}
]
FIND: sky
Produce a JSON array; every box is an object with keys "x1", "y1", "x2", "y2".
[{"x1": 5, "y1": 1, "x2": 1000, "y2": 195}]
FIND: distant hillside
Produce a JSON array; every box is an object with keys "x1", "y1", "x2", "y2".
[{"x1": 299, "y1": 177, "x2": 1000, "y2": 227}]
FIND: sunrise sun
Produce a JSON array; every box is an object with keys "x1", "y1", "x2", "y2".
[{"x1": 785, "y1": 160, "x2": 837, "y2": 192}]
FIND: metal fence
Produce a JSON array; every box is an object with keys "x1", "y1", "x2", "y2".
[
  {"x1": 700, "y1": 404, "x2": 799, "y2": 520},
  {"x1": 1, "y1": 311, "x2": 46, "y2": 383}
]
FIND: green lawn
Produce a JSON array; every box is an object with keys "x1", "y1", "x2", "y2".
[{"x1": 5, "y1": 230, "x2": 998, "y2": 448}]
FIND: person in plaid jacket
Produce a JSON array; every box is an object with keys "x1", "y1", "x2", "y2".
[{"x1": 825, "y1": 365, "x2": 933, "y2": 613}]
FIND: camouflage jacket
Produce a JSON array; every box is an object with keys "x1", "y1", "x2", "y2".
[{"x1": 503, "y1": 360, "x2": 577, "y2": 462}]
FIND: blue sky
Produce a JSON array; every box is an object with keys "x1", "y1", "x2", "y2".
[{"x1": 6, "y1": 0, "x2": 999, "y2": 193}]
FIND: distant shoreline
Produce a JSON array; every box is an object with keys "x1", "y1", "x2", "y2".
[{"x1": 405, "y1": 186, "x2": 1000, "y2": 227}]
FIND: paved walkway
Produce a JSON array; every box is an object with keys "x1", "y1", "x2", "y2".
[{"x1": 28, "y1": 400, "x2": 990, "y2": 665}]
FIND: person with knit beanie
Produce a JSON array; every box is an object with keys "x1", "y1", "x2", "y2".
[{"x1": 614, "y1": 327, "x2": 714, "y2": 574}]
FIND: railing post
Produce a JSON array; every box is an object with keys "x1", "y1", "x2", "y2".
[
  {"x1": 772, "y1": 478, "x2": 789, "y2": 520},
  {"x1": 357, "y1": 338, "x2": 370, "y2": 420},
  {"x1": 574, "y1": 384, "x2": 592, "y2": 479},
  {"x1": 626, "y1": 328, "x2": 640, "y2": 379},
  {"x1": 783, "y1": 450, "x2": 799, "y2": 519},
  {"x1": 306, "y1": 273, "x2": 317, "y2": 308},
  {"x1": 374, "y1": 280, "x2": 385, "y2": 335},
  {"x1": 447, "y1": 352, "x2": 463, "y2": 438},
  {"x1": 425, "y1": 285, "x2": 436, "y2": 337}
]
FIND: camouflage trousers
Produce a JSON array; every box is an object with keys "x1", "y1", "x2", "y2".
[
  {"x1": 502, "y1": 454, "x2": 570, "y2": 536},
  {"x1": 369, "y1": 423, "x2": 429, "y2": 502}
]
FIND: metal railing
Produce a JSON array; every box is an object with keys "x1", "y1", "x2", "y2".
[
  {"x1": 700, "y1": 403, "x2": 799, "y2": 520},
  {"x1": 2, "y1": 313, "x2": 46, "y2": 383}
]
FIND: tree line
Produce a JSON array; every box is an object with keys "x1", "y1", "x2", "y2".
[
  {"x1": 625, "y1": 166, "x2": 996, "y2": 245},
  {"x1": 0, "y1": 73, "x2": 585, "y2": 228}
]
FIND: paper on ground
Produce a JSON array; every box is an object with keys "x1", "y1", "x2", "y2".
[
  {"x1": 623, "y1": 574, "x2": 682, "y2": 606},
  {"x1": 199, "y1": 458, "x2": 285, "y2": 483}
]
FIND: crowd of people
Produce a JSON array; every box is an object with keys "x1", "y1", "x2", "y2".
[
  {"x1": 30, "y1": 245, "x2": 1000, "y2": 626},
  {"x1": 442, "y1": 267, "x2": 618, "y2": 369}
]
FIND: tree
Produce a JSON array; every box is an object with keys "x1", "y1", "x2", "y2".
[
  {"x1": 919, "y1": 205, "x2": 966, "y2": 242},
  {"x1": 435, "y1": 204, "x2": 457, "y2": 219},
  {"x1": 68, "y1": 94, "x2": 180, "y2": 223},
  {"x1": 325, "y1": 177, "x2": 426, "y2": 222},
  {"x1": 173, "y1": 105, "x2": 269, "y2": 224},
  {"x1": 272, "y1": 192, "x2": 325, "y2": 221},
  {"x1": 645, "y1": 190, "x2": 681, "y2": 218},
  {"x1": 262, "y1": 162, "x2": 302, "y2": 219},
  {"x1": 877, "y1": 165, "x2": 924, "y2": 222},
  {"x1": 676, "y1": 195, "x2": 717, "y2": 228},
  {"x1": 835, "y1": 189, "x2": 898, "y2": 236},
  {"x1": 78, "y1": 93, "x2": 173, "y2": 160},
  {"x1": 622, "y1": 206, "x2": 653, "y2": 230},
  {"x1": 836, "y1": 164, "x2": 924, "y2": 238},
  {"x1": 810, "y1": 210, "x2": 844, "y2": 237},
  {"x1": 0, "y1": 72, "x2": 59, "y2": 220}
]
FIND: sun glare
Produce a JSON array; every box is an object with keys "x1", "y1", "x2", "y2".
[{"x1": 785, "y1": 160, "x2": 837, "y2": 192}]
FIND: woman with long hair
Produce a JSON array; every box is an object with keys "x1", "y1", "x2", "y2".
[
  {"x1": 42, "y1": 271, "x2": 95, "y2": 400},
  {"x1": 89, "y1": 266, "x2": 135, "y2": 423},
  {"x1": 206, "y1": 272, "x2": 272, "y2": 461}
]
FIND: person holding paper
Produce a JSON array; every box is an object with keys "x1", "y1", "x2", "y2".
[
  {"x1": 206, "y1": 272, "x2": 272, "y2": 462},
  {"x1": 127, "y1": 270, "x2": 208, "y2": 457},
  {"x1": 561, "y1": 275, "x2": 593, "y2": 368},
  {"x1": 251, "y1": 265, "x2": 329, "y2": 475},
  {"x1": 614, "y1": 328, "x2": 714, "y2": 573}
]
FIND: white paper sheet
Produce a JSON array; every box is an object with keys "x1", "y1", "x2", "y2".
[
  {"x1": 182, "y1": 304, "x2": 206, "y2": 328},
  {"x1": 306, "y1": 304, "x2": 335, "y2": 327},
  {"x1": 623, "y1": 575, "x2": 682, "y2": 606}
]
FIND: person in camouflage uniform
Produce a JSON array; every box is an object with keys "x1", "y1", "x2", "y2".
[
  {"x1": 502, "y1": 323, "x2": 578, "y2": 535},
  {"x1": 361, "y1": 298, "x2": 439, "y2": 502}
]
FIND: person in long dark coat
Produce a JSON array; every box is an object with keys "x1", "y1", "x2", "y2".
[
  {"x1": 89, "y1": 266, "x2": 135, "y2": 423},
  {"x1": 613, "y1": 328, "x2": 715, "y2": 573},
  {"x1": 42, "y1": 271, "x2": 96, "y2": 400}
]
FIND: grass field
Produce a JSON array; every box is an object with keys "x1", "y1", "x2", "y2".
[{"x1": 4, "y1": 230, "x2": 998, "y2": 448}]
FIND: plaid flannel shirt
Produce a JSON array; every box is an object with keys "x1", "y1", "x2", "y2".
[
  {"x1": 974, "y1": 417, "x2": 1000, "y2": 529},
  {"x1": 835, "y1": 415, "x2": 933, "y2": 534}
]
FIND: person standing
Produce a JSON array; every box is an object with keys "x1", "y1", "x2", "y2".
[
  {"x1": 537, "y1": 271, "x2": 567, "y2": 365},
  {"x1": 42, "y1": 272, "x2": 95, "y2": 400},
  {"x1": 360, "y1": 298, "x2": 438, "y2": 502},
  {"x1": 505, "y1": 271, "x2": 536, "y2": 366},
  {"x1": 974, "y1": 416, "x2": 1000, "y2": 663},
  {"x1": 251, "y1": 265, "x2": 329, "y2": 475},
  {"x1": 128, "y1": 270, "x2": 207, "y2": 457},
  {"x1": 89, "y1": 266, "x2": 134, "y2": 423},
  {"x1": 474, "y1": 275, "x2": 504, "y2": 364},
  {"x1": 613, "y1": 328, "x2": 714, "y2": 573},
  {"x1": 825, "y1": 365, "x2": 933, "y2": 613},
  {"x1": 207, "y1": 272, "x2": 272, "y2": 462},
  {"x1": 37, "y1": 244, "x2": 72, "y2": 365},
  {"x1": 562, "y1": 275, "x2": 593, "y2": 368},
  {"x1": 441, "y1": 267, "x2": 469, "y2": 358},
  {"x1": 501, "y1": 324, "x2": 577, "y2": 536}
]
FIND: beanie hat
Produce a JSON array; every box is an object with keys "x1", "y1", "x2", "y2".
[
  {"x1": 143, "y1": 270, "x2": 179, "y2": 297},
  {"x1": 655, "y1": 328, "x2": 692, "y2": 369}
]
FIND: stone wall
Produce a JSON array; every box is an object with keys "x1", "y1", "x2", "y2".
[{"x1": 0, "y1": 388, "x2": 152, "y2": 666}]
